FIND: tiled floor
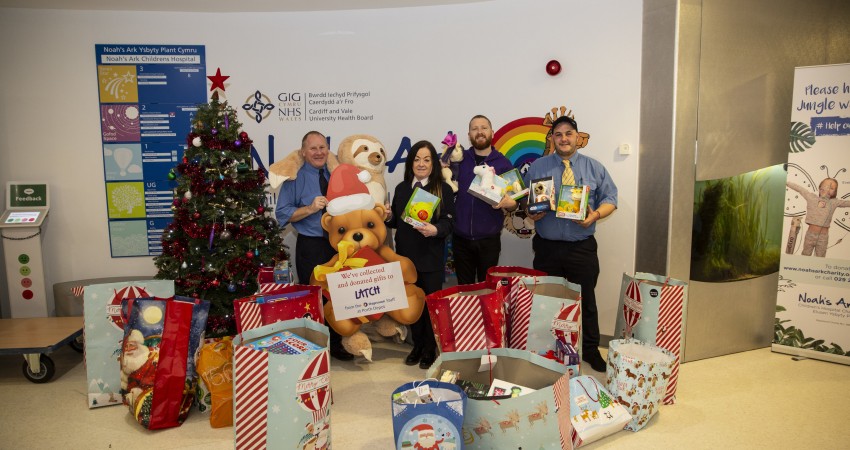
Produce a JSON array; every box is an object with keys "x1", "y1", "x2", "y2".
[{"x1": 0, "y1": 340, "x2": 847, "y2": 449}]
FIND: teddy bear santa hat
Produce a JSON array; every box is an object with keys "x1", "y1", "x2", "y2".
[{"x1": 325, "y1": 164, "x2": 375, "y2": 216}]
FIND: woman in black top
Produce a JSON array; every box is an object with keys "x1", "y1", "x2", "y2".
[{"x1": 386, "y1": 140, "x2": 456, "y2": 369}]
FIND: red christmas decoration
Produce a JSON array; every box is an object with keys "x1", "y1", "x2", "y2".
[
  {"x1": 207, "y1": 68, "x2": 230, "y2": 92},
  {"x1": 546, "y1": 60, "x2": 562, "y2": 76}
]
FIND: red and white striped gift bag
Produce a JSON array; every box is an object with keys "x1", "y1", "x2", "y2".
[
  {"x1": 425, "y1": 281, "x2": 507, "y2": 353},
  {"x1": 233, "y1": 319, "x2": 331, "y2": 450},
  {"x1": 614, "y1": 272, "x2": 688, "y2": 405},
  {"x1": 486, "y1": 266, "x2": 547, "y2": 344},
  {"x1": 233, "y1": 284, "x2": 323, "y2": 334}
]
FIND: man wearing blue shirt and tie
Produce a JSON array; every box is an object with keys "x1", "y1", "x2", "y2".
[
  {"x1": 523, "y1": 115, "x2": 617, "y2": 372},
  {"x1": 276, "y1": 131, "x2": 354, "y2": 361}
]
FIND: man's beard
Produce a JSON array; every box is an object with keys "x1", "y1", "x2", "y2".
[{"x1": 471, "y1": 134, "x2": 492, "y2": 151}]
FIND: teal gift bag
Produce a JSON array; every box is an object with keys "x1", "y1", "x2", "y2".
[
  {"x1": 426, "y1": 348, "x2": 574, "y2": 450},
  {"x1": 233, "y1": 319, "x2": 331, "y2": 450}
]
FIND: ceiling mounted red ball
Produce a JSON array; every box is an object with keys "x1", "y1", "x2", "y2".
[{"x1": 546, "y1": 60, "x2": 562, "y2": 76}]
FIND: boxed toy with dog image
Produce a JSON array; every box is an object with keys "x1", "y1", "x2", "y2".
[
  {"x1": 500, "y1": 168, "x2": 529, "y2": 201},
  {"x1": 528, "y1": 177, "x2": 556, "y2": 214}
]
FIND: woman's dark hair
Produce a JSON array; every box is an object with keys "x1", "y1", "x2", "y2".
[{"x1": 404, "y1": 140, "x2": 444, "y2": 217}]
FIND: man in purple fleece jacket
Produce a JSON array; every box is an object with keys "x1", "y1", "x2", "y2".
[{"x1": 452, "y1": 115, "x2": 517, "y2": 285}]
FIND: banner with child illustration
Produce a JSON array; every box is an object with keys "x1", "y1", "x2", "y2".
[{"x1": 775, "y1": 63, "x2": 850, "y2": 365}]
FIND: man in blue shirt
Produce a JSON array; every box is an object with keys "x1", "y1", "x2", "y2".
[
  {"x1": 523, "y1": 115, "x2": 617, "y2": 372},
  {"x1": 276, "y1": 131, "x2": 354, "y2": 361},
  {"x1": 453, "y1": 115, "x2": 517, "y2": 285}
]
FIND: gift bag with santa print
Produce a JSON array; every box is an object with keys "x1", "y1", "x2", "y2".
[
  {"x1": 119, "y1": 296, "x2": 210, "y2": 429},
  {"x1": 83, "y1": 280, "x2": 174, "y2": 409},
  {"x1": 391, "y1": 380, "x2": 466, "y2": 450},
  {"x1": 568, "y1": 375, "x2": 631, "y2": 447},
  {"x1": 425, "y1": 281, "x2": 507, "y2": 353},
  {"x1": 615, "y1": 272, "x2": 688, "y2": 405},
  {"x1": 233, "y1": 284, "x2": 324, "y2": 334},
  {"x1": 509, "y1": 276, "x2": 582, "y2": 373},
  {"x1": 232, "y1": 318, "x2": 331, "y2": 450},
  {"x1": 425, "y1": 347, "x2": 574, "y2": 450},
  {"x1": 485, "y1": 266, "x2": 547, "y2": 345},
  {"x1": 605, "y1": 339, "x2": 676, "y2": 431}
]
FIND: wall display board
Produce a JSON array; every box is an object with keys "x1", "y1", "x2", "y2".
[
  {"x1": 775, "y1": 63, "x2": 850, "y2": 365},
  {"x1": 95, "y1": 44, "x2": 206, "y2": 257}
]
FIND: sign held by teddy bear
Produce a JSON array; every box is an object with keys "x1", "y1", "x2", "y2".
[{"x1": 325, "y1": 259, "x2": 408, "y2": 321}]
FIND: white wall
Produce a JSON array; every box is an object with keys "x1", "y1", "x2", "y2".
[{"x1": 0, "y1": 1, "x2": 641, "y2": 335}]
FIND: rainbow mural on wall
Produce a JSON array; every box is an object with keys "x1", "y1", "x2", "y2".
[{"x1": 493, "y1": 116, "x2": 549, "y2": 172}]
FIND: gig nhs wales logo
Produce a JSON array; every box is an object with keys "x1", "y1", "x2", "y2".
[{"x1": 242, "y1": 90, "x2": 302, "y2": 124}]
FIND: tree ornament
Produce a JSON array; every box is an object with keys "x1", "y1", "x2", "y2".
[
  {"x1": 192, "y1": 212, "x2": 201, "y2": 220},
  {"x1": 168, "y1": 169, "x2": 176, "y2": 180},
  {"x1": 192, "y1": 136, "x2": 203, "y2": 147},
  {"x1": 184, "y1": 190, "x2": 193, "y2": 200},
  {"x1": 227, "y1": 282, "x2": 236, "y2": 292},
  {"x1": 181, "y1": 262, "x2": 188, "y2": 269},
  {"x1": 546, "y1": 59, "x2": 562, "y2": 76},
  {"x1": 257, "y1": 206, "x2": 265, "y2": 214},
  {"x1": 211, "y1": 279, "x2": 220, "y2": 287},
  {"x1": 234, "y1": 140, "x2": 242, "y2": 148},
  {"x1": 220, "y1": 229, "x2": 232, "y2": 240},
  {"x1": 183, "y1": 156, "x2": 189, "y2": 164},
  {"x1": 236, "y1": 160, "x2": 249, "y2": 172},
  {"x1": 246, "y1": 251, "x2": 254, "y2": 259},
  {"x1": 208, "y1": 187, "x2": 216, "y2": 195},
  {"x1": 240, "y1": 131, "x2": 248, "y2": 140},
  {"x1": 211, "y1": 128, "x2": 218, "y2": 136}
]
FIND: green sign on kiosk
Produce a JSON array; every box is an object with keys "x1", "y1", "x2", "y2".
[{"x1": 8, "y1": 183, "x2": 48, "y2": 208}]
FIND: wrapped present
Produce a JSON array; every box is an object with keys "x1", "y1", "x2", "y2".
[
  {"x1": 233, "y1": 319, "x2": 331, "y2": 450},
  {"x1": 426, "y1": 348, "x2": 573, "y2": 450},
  {"x1": 569, "y1": 375, "x2": 631, "y2": 447},
  {"x1": 391, "y1": 380, "x2": 466, "y2": 450},
  {"x1": 605, "y1": 339, "x2": 676, "y2": 431},
  {"x1": 119, "y1": 296, "x2": 209, "y2": 429},
  {"x1": 83, "y1": 280, "x2": 174, "y2": 409},
  {"x1": 426, "y1": 281, "x2": 507, "y2": 352},
  {"x1": 615, "y1": 272, "x2": 688, "y2": 405}
]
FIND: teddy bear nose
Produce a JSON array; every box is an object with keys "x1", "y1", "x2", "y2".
[{"x1": 353, "y1": 232, "x2": 363, "y2": 242}]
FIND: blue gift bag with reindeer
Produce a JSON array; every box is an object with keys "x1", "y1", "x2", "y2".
[
  {"x1": 426, "y1": 348, "x2": 574, "y2": 450},
  {"x1": 391, "y1": 380, "x2": 467, "y2": 450}
]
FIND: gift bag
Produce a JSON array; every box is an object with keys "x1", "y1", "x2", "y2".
[
  {"x1": 615, "y1": 272, "x2": 688, "y2": 405},
  {"x1": 605, "y1": 339, "x2": 675, "y2": 431},
  {"x1": 233, "y1": 284, "x2": 324, "y2": 333},
  {"x1": 391, "y1": 380, "x2": 466, "y2": 450},
  {"x1": 569, "y1": 375, "x2": 631, "y2": 447},
  {"x1": 197, "y1": 337, "x2": 234, "y2": 428},
  {"x1": 426, "y1": 281, "x2": 507, "y2": 352},
  {"x1": 485, "y1": 266, "x2": 547, "y2": 345},
  {"x1": 233, "y1": 319, "x2": 331, "y2": 450},
  {"x1": 425, "y1": 348, "x2": 573, "y2": 450},
  {"x1": 511, "y1": 276, "x2": 582, "y2": 371},
  {"x1": 119, "y1": 296, "x2": 210, "y2": 429},
  {"x1": 83, "y1": 280, "x2": 174, "y2": 408}
]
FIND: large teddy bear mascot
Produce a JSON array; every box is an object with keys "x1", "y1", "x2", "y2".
[{"x1": 309, "y1": 164, "x2": 425, "y2": 360}]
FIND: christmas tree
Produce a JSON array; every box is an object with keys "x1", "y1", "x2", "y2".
[{"x1": 154, "y1": 96, "x2": 287, "y2": 335}]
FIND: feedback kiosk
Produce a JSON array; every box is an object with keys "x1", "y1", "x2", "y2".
[{"x1": 0, "y1": 182, "x2": 50, "y2": 317}]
